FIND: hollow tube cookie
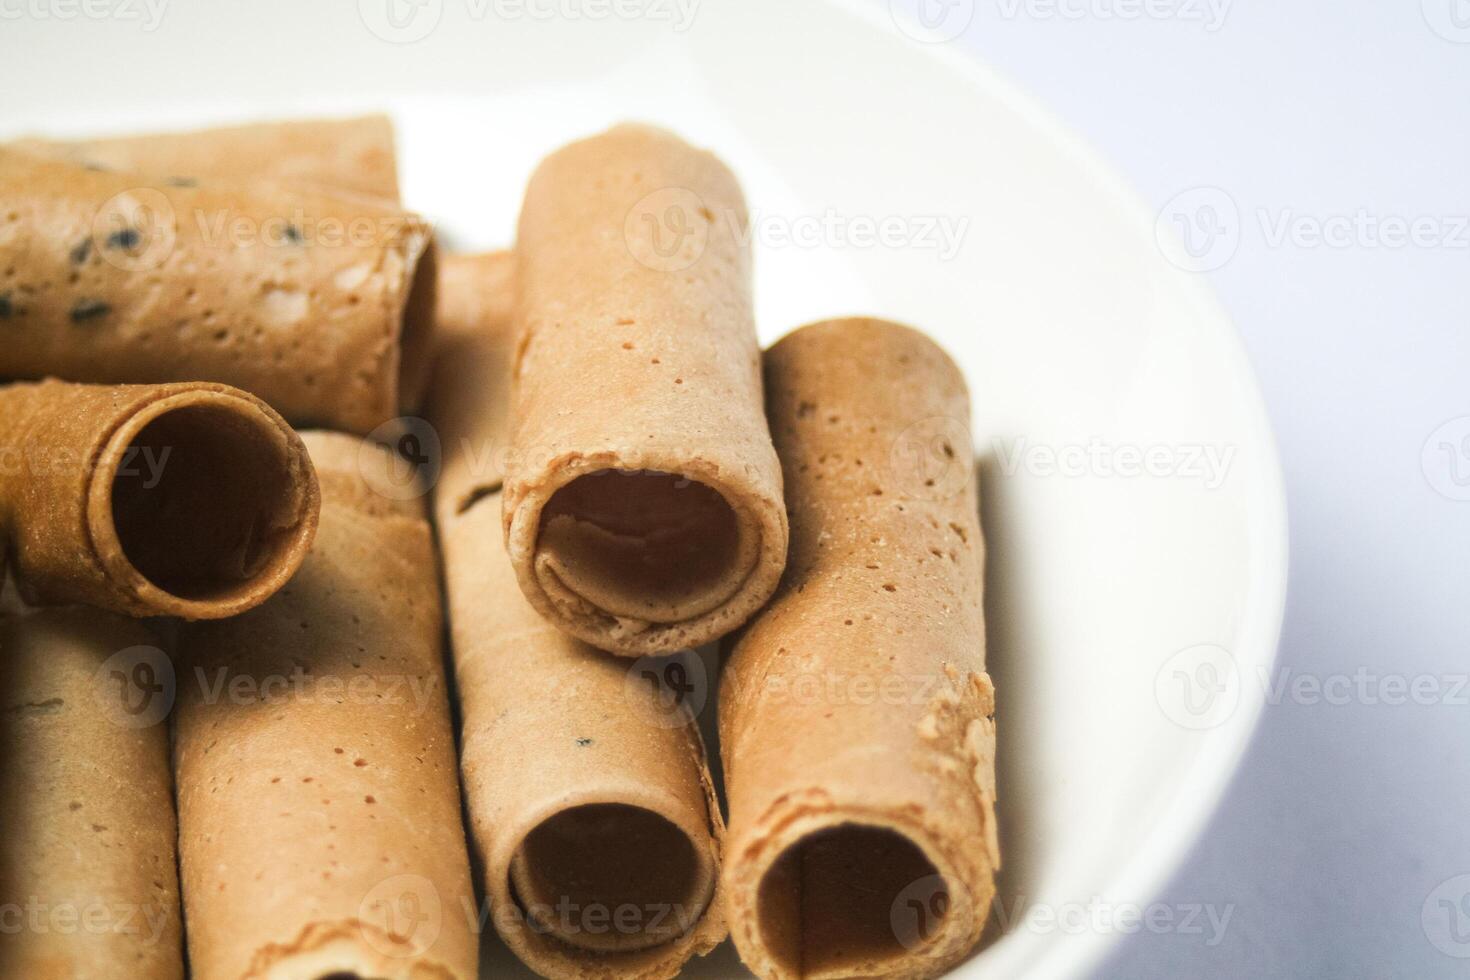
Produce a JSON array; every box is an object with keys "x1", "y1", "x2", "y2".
[
  {"x1": 0, "y1": 379, "x2": 319, "y2": 620},
  {"x1": 0, "y1": 147, "x2": 436, "y2": 433},
  {"x1": 13, "y1": 114, "x2": 402, "y2": 201},
  {"x1": 173, "y1": 431, "x2": 477, "y2": 980},
  {"x1": 429, "y1": 259, "x2": 726, "y2": 978},
  {"x1": 503, "y1": 124, "x2": 787, "y2": 656},
  {"x1": 424, "y1": 251, "x2": 517, "y2": 516},
  {"x1": 720, "y1": 319, "x2": 999, "y2": 980},
  {"x1": 0, "y1": 602, "x2": 183, "y2": 980}
]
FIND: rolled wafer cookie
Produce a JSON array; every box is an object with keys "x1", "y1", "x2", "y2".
[
  {"x1": 428, "y1": 261, "x2": 726, "y2": 977},
  {"x1": 720, "y1": 319, "x2": 999, "y2": 980},
  {"x1": 0, "y1": 602, "x2": 183, "y2": 980},
  {"x1": 0, "y1": 147, "x2": 436, "y2": 433},
  {"x1": 424, "y1": 251, "x2": 516, "y2": 516},
  {"x1": 173, "y1": 430, "x2": 477, "y2": 980},
  {"x1": 0, "y1": 379, "x2": 319, "y2": 620},
  {"x1": 13, "y1": 114, "x2": 402, "y2": 201},
  {"x1": 504, "y1": 123, "x2": 787, "y2": 656}
]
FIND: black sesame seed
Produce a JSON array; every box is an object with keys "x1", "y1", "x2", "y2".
[
  {"x1": 165, "y1": 176, "x2": 198, "y2": 187},
  {"x1": 69, "y1": 237, "x2": 92, "y2": 264},
  {"x1": 284, "y1": 224, "x2": 304, "y2": 244},
  {"x1": 105, "y1": 227, "x2": 141, "y2": 250},
  {"x1": 83, "y1": 162, "x2": 109, "y2": 172},
  {"x1": 70, "y1": 299, "x2": 111, "y2": 323},
  {"x1": 0, "y1": 292, "x2": 11, "y2": 318},
  {"x1": 575, "y1": 737, "x2": 593, "y2": 747}
]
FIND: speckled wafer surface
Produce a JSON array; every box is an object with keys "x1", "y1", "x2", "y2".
[
  {"x1": 720, "y1": 318, "x2": 999, "y2": 980},
  {"x1": 0, "y1": 146, "x2": 435, "y2": 433},
  {"x1": 13, "y1": 114, "x2": 401, "y2": 201},
  {"x1": 429, "y1": 256, "x2": 727, "y2": 978},
  {"x1": 173, "y1": 431, "x2": 476, "y2": 980},
  {"x1": 443, "y1": 498, "x2": 728, "y2": 980},
  {"x1": 0, "y1": 379, "x2": 319, "y2": 620},
  {"x1": 504, "y1": 123, "x2": 787, "y2": 656},
  {"x1": 0, "y1": 605, "x2": 183, "y2": 980}
]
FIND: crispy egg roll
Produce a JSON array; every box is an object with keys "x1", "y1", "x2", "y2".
[
  {"x1": 504, "y1": 124, "x2": 787, "y2": 656},
  {"x1": 0, "y1": 147, "x2": 436, "y2": 433},
  {"x1": 720, "y1": 319, "x2": 999, "y2": 980},
  {"x1": 0, "y1": 379, "x2": 319, "y2": 620},
  {"x1": 0, "y1": 603, "x2": 183, "y2": 980},
  {"x1": 424, "y1": 251, "x2": 516, "y2": 515},
  {"x1": 13, "y1": 114, "x2": 401, "y2": 201},
  {"x1": 173, "y1": 431, "x2": 476, "y2": 980},
  {"x1": 428, "y1": 256, "x2": 726, "y2": 977}
]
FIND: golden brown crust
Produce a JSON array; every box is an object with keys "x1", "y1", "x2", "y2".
[
  {"x1": 12, "y1": 114, "x2": 402, "y2": 202},
  {"x1": 503, "y1": 124, "x2": 787, "y2": 656},
  {"x1": 0, "y1": 605, "x2": 183, "y2": 980},
  {"x1": 0, "y1": 379, "x2": 319, "y2": 620},
  {"x1": 424, "y1": 251, "x2": 517, "y2": 516},
  {"x1": 720, "y1": 318, "x2": 999, "y2": 980},
  {"x1": 429, "y1": 256, "x2": 728, "y2": 978},
  {"x1": 0, "y1": 147, "x2": 434, "y2": 433},
  {"x1": 174, "y1": 431, "x2": 476, "y2": 980}
]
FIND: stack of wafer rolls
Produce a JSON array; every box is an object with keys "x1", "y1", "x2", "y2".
[
  {"x1": 12, "y1": 114, "x2": 402, "y2": 202},
  {"x1": 172, "y1": 431, "x2": 476, "y2": 980},
  {"x1": 430, "y1": 252, "x2": 728, "y2": 979},
  {"x1": 0, "y1": 599, "x2": 183, "y2": 980},
  {"x1": 720, "y1": 319, "x2": 999, "y2": 980},
  {"x1": 0, "y1": 379, "x2": 319, "y2": 620},
  {"x1": 503, "y1": 123, "x2": 788, "y2": 656},
  {"x1": 0, "y1": 146, "x2": 436, "y2": 433}
]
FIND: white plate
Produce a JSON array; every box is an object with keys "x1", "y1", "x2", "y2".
[{"x1": 1, "y1": 1, "x2": 1287, "y2": 977}]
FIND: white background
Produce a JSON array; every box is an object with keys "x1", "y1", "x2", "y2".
[{"x1": 891, "y1": 0, "x2": 1470, "y2": 975}]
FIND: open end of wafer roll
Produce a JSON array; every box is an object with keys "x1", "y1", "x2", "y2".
[
  {"x1": 508, "y1": 802, "x2": 717, "y2": 954},
  {"x1": 751, "y1": 822, "x2": 963, "y2": 979},
  {"x1": 534, "y1": 469, "x2": 757, "y2": 627},
  {"x1": 86, "y1": 389, "x2": 319, "y2": 619}
]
